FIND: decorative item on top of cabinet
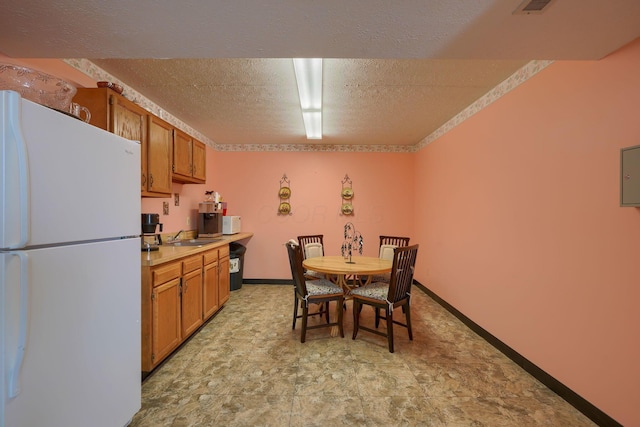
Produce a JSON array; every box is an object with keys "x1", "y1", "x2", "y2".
[
  {"x1": 173, "y1": 128, "x2": 206, "y2": 184},
  {"x1": 340, "y1": 174, "x2": 354, "y2": 215},
  {"x1": 621, "y1": 144, "x2": 640, "y2": 207},
  {"x1": 278, "y1": 173, "x2": 292, "y2": 215},
  {"x1": 73, "y1": 87, "x2": 172, "y2": 197}
]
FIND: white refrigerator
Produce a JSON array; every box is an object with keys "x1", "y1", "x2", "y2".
[{"x1": 0, "y1": 91, "x2": 141, "y2": 427}]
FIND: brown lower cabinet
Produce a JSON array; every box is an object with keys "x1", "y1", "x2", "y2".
[{"x1": 141, "y1": 244, "x2": 230, "y2": 373}]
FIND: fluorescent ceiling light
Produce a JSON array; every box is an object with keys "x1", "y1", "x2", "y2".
[
  {"x1": 302, "y1": 111, "x2": 322, "y2": 140},
  {"x1": 293, "y1": 58, "x2": 322, "y2": 139}
]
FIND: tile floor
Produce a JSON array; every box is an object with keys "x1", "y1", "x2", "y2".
[{"x1": 130, "y1": 284, "x2": 596, "y2": 426}]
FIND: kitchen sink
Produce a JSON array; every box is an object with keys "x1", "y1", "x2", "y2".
[{"x1": 165, "y1": 239, "x2": 222, "y2": 247}]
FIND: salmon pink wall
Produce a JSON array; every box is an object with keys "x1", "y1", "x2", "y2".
[
  {"x1": 140, "y1": 181, "x2": 207, "y2": 234},
  {"x1": 142, "y1": 151, "x2": 415, "y2": 278},
  {"x1": 413, "y1": 39, "x2": 640, "y2": 426},
  {"x1": 207, "y1": 151, "x2": 415, "y2": 279}
]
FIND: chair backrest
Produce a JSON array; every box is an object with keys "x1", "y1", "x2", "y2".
[
  {"x1": 379, "y1": 235, "x2": 410, "y2": 249},
  {"x1": 378, "y1": 236, "x2": 410, "y2": 261},
  {"x1": 297, "y1": 235, "x2": 324, "y2": 260},
  {"x1": 387, "y1": 244, "x2": 419, "y2": 304},
  {"x1": 286, "y1": 242, "x2": 308, "y2": 297},
  {"x1": 379, "y1": 245, "x2": 397, "y2": 261}
]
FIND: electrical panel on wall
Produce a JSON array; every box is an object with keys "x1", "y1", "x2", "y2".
[{"x1": 621, "y1": 145, "x2": 640, "y2": 207}]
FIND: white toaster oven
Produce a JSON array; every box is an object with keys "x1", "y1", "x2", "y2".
[{"x1": 222, "y1": 216, "x2": 241, "y2": 234}]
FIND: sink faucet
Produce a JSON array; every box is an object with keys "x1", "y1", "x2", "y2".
[{"x1": 169, "y1": 230, "x2": 184, "y2": 242}]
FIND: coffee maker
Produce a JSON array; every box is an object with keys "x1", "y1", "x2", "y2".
[
  {"x1": 197, "y1": 203, "x2": 223, "y2": 238},
  {"x1": 141, "y1": 213, "x2": 163, "y2": 251}
]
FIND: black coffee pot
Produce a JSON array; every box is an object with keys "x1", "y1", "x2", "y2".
[{"x1": 141, "y1": 213, "x2": 162, "y2": 234}]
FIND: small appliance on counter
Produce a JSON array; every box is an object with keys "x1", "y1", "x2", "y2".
[
  {"x1": 141, "y1": 213, "x2": 162, "y2": 251},
  {"x1": 223, "y1": 215, "x2": 241, "y2": 235},
  {"x1": 198, "y1": 202, "x2": 223, "y2": 238}
]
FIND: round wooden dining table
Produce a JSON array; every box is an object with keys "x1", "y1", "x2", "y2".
[
  {"x1": 302, "y1": 255, "x2": 392, "y2": 293},
  {"x1": 302, "y1": 255, "x2": 392, "y2": 336}
]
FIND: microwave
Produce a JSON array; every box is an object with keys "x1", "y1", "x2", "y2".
[{"x1": 222, "y1": 216, "x2": 241, "y2": 234}]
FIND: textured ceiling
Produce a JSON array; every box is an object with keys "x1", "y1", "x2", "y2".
[
  {"x1": 1, "y1": 0, "x2": 639, "y2": 148},
  {"x1": 87, "y1": 58, "x2": 528, "y2": 146}
]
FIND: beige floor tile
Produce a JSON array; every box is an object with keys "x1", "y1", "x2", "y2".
[
  {"x1": 360, "y1": 396, "x2": 446, "y2": 426},
  {"x1": 290, "y1": 396, "x2": 366, "y2": 426},
  {"x1": 132, "y1": 284, "x2": 596, "y2": 427}
]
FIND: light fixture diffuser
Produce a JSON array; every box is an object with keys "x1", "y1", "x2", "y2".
[{"x1": 293, "y1": 58, "x2": 322, "y2": 139}]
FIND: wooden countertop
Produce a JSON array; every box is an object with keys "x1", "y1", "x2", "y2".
[{"x1": 141, "y1": 232, "x2": 253, "y2": 267}]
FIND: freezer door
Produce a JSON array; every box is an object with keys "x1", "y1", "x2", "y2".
[
  {"x1": 0, "y1": 91, "x2": 141, "y2": 249},
  {"x1": 2, "y1": 239, "x2": 141, "y2": 427}
]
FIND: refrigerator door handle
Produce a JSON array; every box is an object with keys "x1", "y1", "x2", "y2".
[
  {"x1": 6, "y1": 251, "x2": 30, "y2": 398},
  {"x1": 2, "y1": 91, "x2": 31, "y2": 249}
]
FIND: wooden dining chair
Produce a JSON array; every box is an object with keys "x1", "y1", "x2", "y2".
[
  {"x1": 379, "y1": 235, "x2": 411, "y2": 249},
  {"x1": 286, "y1": 241, "x2": 344, "y2": 342},
  {"x1": 297, "y1": 234, "x2": 326, "y2": 280},
  {"x1": 351, "y1": 244, "x2": 419, "y2": 352},
  {"x1": 364, "y1": 235, "x2": 411, "y2": 284}
]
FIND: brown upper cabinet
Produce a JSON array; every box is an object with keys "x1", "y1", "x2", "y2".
[
  {"x1": 74, "y1": 88, "x2": 172, "y2": 197},
  {"x1": 74, "y1": 87, "x2": 206, "y2": 196},
  {"x1": 145, "y1": 115, "x2": 173, "y2": 196},
  {"x1": 173, "y1": 129, "x2": 206, "y2": 183}
]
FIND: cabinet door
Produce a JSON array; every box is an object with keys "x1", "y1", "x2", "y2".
[
  {"x1": 111, "y1": 97, "x2": 146, "y2": 143},
  {"x1": 218, "y1": 256, "x2": 231, "y2": 306},
  {"x1": 173, "y1": 129, "x2": 193, "y2": 180},
  {"x1": 181, "y1": 269, "x2": 204, "y2": 337},
  {"x1": 192, "y1": 139, "x2": 207, "y2": 182},
  {"x1": 147, "y1": 115, "x2": 173, "y2": 195},
  {"x1": 73, "y1": 88, "x2": 154, "y2": 195},
  {"x1": 152, "y1": 278, "x2": 181, "y2": 366},
  {"x1": 111, "y1": 98, "x2": 148, "y2": 192},
  {"x1": 203, "y1": 260, "x2": 220, "y2": 319}
]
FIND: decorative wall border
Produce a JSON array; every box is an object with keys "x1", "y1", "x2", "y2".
[
  {"x1": 64, "y1": 58, "x2": 216, "y2": 148},
  {"x1": 65, "y1": 58, "x2": 552, "y2": 153},
  {"x1": 415, "y1": 59, "x2": 553, "y2": 150}
]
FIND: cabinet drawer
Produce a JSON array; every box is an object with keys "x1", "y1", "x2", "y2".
[
  {"x1": 152, "y1": 262, "x2": 181, "y2": 287},
  {"x1": 219, "y1": 245, "x2": 230, "y2": 258},
  {"x1": 203, "y1": 249, "x2": 218, "y2": 265},
  {"x1": 182, "y1": 255, "x2": 203, "y2": 273}
]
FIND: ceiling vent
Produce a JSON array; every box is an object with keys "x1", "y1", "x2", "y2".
[{"x1": 513, "y1": 0, "x2": 557, "y2": 15}]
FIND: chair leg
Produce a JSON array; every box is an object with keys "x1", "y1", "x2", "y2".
[
  {"x1": 405, "y1": 301, "x2": 413, "y2": 341},
  {"x1": 292, "y1": 294, "x2": 299, "y2": 330},
  {"x1": 337, "y1": 299, "x2": 344, "y2": 338},
  {"x1": 387, "y1": 308, "x2": 395, "y2": 353},
  {"x1": 352, "y1": 300, "x2": 360, "y2": 339},
  {"x1": 374, "y1": 307, "x2": 380, "y2": 328},
  {"x1": 325, "y1": 302, "x2": 330, "y2": 323},
  {"x1": 301, "y1": 304, "x2": 309, "y2": 343}
]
